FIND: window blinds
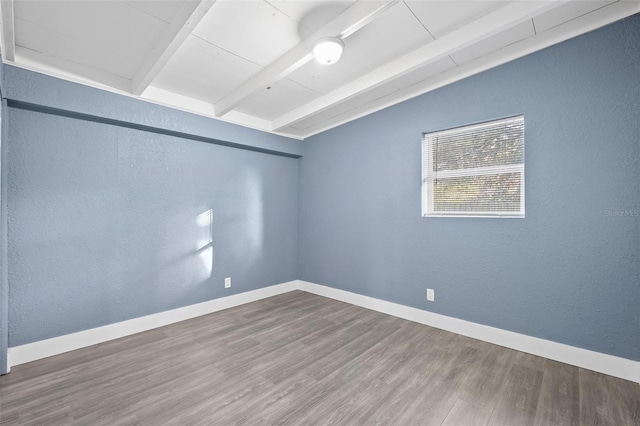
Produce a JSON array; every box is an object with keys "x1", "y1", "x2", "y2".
[{"x1": 423, "y1": 116, "x2": 524, "y2": 217}]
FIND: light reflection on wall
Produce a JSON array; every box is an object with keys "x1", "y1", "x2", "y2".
[
  {"x1": 195, "y1": 208, "x2": 213, "y2": 281},
  {"x1": 234, "y1": 168, "x2": 264, "y2": 268},
  {"x1": 246, "y1": 169, "x2": 264, "y2": 253}
]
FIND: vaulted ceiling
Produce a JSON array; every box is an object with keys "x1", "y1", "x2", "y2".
[{"x1": 1, "y1": 0, "x2": 638, "y2": 139}]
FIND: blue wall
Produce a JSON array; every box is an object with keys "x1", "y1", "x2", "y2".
[
  {"x1": 5, "y1": 68, "x2": 300, "y2": 348},
  {"x1": 299, "y1": 16, "x2": 640, "y2": 360},
  {"x1": 3, "y1": 66, "x2": 302, "y2": 158}
]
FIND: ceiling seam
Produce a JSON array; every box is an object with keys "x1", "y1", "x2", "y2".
[
  {"x1": 191, "y1": 33, "x2": 265, "y2": 68},
  {"x1": 403, "y1": 0, "x2": 436, "y2": 40}
]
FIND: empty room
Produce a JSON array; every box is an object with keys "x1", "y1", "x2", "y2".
[{"x1": 0, "y1": 0, "x2": 639, "y2": 424}]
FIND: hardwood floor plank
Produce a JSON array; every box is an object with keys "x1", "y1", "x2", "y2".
[
  {"x1": 488, "y1": 363, "x2": 544, "y2": 426},
  {"x1": 1, "y1": 290, "x2": 638, "y2": 425},
  {"x1": 514, "y1": 351, "x2": 548, "y2": 376},
  {"x1": 139, "y1": 371, "x2": 272, "y2": 425},
  {"x1": 260, "y1": 315, "x2": 391, "y2": 385},
  {"x1": 534, "y1": 359, "x2": 580, "y2": 426},
  {"x1": 442, "y1": 398, "x2": 494, "y2": 426},
  {"x1": 15, "y1": 404, "x2": 75, "y2": 426},
  {"x1": 215, "y1": 372, "x2": 318, "y2": 425},
  {"x1": 0, "y1": 410, "x2": 19, "y2": 426},
  {"x1": 391, "y1": 345, "x2": 487, "y2": 426},
  {"x1": 305, "y1": 318, "x2": 403, "y2": 381},
  {"x1": 609, "y1": 373, "x2": 640, "y2": 425},
  {"x1": 580, "y1": 368, "x2": 640, "y2": 426},
  {"x1": 69, "y1": 349, "x2": 225, "y2": 423},
  {"x1": 456, "y1": 344, "x2": 517, "y2": 409}
]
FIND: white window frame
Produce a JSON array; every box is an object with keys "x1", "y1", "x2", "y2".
[{"x1": 422, "y1": 116, "x2": 525, "y2": 218}]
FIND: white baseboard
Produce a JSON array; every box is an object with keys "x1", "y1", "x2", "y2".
[
  {"x1": 7, "y1": 280, "x2": 298, "y2": 368},
  {"x1": 297, "y1": 281, "x2": 640, "y2": 384},
  {"x1": 8, "y1": 279, "x2": 639, "y2": 384}
]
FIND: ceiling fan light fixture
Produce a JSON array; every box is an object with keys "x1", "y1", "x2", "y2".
[{"x1": 312, "y1": 37, "x2": 344, "y2": 65}]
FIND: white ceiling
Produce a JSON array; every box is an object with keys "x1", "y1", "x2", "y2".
[{"x1": 1, "y1": 0, "x2": 638, "y2": 139}]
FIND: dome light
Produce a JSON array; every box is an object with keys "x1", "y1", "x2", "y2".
[{"x1": 312, "y1": 37, "x2": 344, "y2": 65}]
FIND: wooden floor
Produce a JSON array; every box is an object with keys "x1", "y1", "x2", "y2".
[{"x1": 1, "y1": 291, "x2": 639, "y2": 425}]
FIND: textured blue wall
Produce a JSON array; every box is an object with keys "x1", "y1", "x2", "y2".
[
  {"x1": 299, "y1": 16, "x2": 640, "y2": 360},
  {"x1": 7, "y1": 76, "x2": 299, "y2": 347},
  {"x1": 3, "y1": 65, "x2": 302, "y2": 158}
]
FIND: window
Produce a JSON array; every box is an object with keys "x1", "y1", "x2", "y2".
[{"x1": 422, "y1": 115, "x2": 524, "y2": 218}]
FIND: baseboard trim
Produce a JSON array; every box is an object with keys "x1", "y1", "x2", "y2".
[
  {"x1": 7, "y1": 280, "x2": 298, "y2": 368},
  {"x1": 8, "y1": 279, "x2": 639, "y2": 384},
  {"x1": 298, "y1": 281, "x2": 640, "y2": 384}
]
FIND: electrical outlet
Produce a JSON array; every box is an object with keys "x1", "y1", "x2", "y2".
[
  {"x1": 426, "y1": 288, "x2": 435, "y2": 302},
  {"x1": 225, "y1": 277, "x2": 231, "y2": 288}
]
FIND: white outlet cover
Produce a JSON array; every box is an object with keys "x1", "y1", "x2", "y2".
[
  {"x1": 225, "y1": 277, "x2": 231, "y2": 288},
  {"x1": 427, "y1": 289, "x2": 435, "y2": 302}
]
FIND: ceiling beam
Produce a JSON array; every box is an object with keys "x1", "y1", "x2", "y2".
[
  {"x1": 0, "y1": 0, "x2": 15, "y2": 62},
  {"x1": 296, "y1": 0, "x2": 640, "y2": 139},
  {"x1": 272, "y1": 0, "x2": 567, "y2": 131},
  {"x1": 131, "y1": 0, "x2": 216, "y2": 96},
  {"x1": 213, "y1": 0, "x2": 399, "y2": 118}
]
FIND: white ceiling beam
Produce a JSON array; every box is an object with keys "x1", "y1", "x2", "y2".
[
  {"x1": 131, "y1": 0, "x2": 216, "y2": 96},
  {"x1": 0, "y1": 0, "x2": 15, "y2": 62},
  {"x1": 296, "y1": 0, "x2": 640, "y2": 139},
  {"x1": 272, "y1": 0, "x2": 568, "y2": 131},
  {"x1": 213, "y1": 0, "x2": 399, "y2": 118}
]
